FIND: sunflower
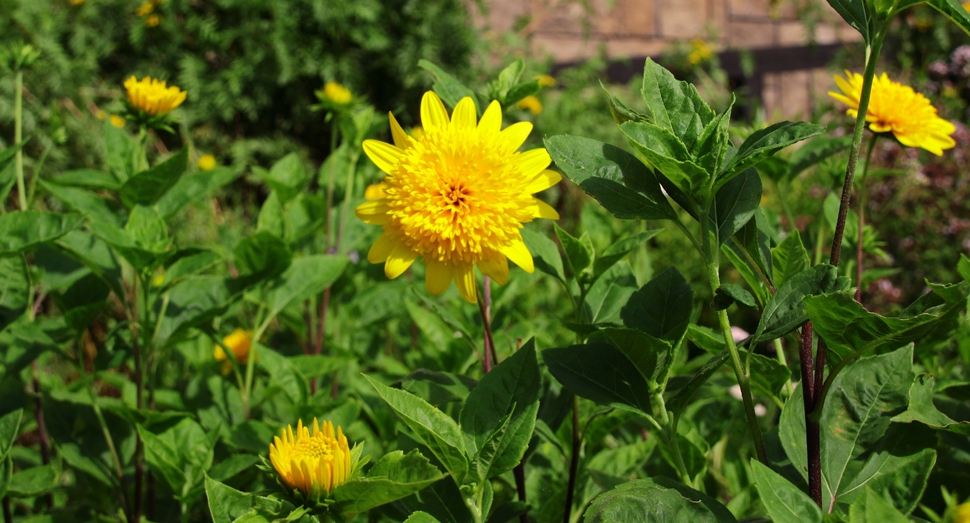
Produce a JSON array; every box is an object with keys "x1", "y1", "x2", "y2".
[
  {"x1": 124, "y1": 76, "x2": 186, "y2": 118},
  {"x1": 517, "y1": 95, "x2": 543, "y2": 115},
  {"x1": 356, "y1": 91, "x2": 560, "y2": 303},
  {"x1": 269, "y1": 419, "x2": 364, "y2": 499},
  {"x1": 829, "y1": 71, "x2": 955, "y2": 155},
  {"x1": 213, "y1": 328, "x2": 256, "y2": 373}
]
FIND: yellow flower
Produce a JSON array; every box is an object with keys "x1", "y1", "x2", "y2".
[
  {"x1": 198, "y1": 154, "x2": 217, "y2": 171},
  {"x1": 213, "y1": 328, "x2": 255, "y2": 373},
  {"x1": 323, "y1": 82, "x2": 352, "y2": 105},
  {"x1": 146, "y1": 14, "x2": 160, "y2": 27},
  {"x1": 829, "y1": 70, "x2": 955, "y2": 155},
  {"x1": 151, "y1": 272, "x2": 165, "y2": 287},
  {"x1": 517, "y1": 95, "x2": 543, "y2": 115},
  {"x1": 110, "y1": 114, "x2": 126, "y2": 128},
  {"x1": 269, "y1": 419, "x2": 362, "y2": 498},
  {"x1": 124, "y1": 76, "x2": 186, "y2": 117},
  {"x1": 409, "y1": 126, "x2": 425, "y2": 142},
  {"x1": 364, "y1": 182, "x2": 387, "y2": 200},
  {"x1": 688, "y1": 39, "x2": 715, "y2": 65},
  {"x1": 355, "y1": 91, "x2": 561, "y2": 303},
  {"x1": 70, "y1": 0, "x2": 84, "y2": 5},
  {"x1": 96, "y1": 110, "x2": 107, "y2": 121},
  {"x1": 136, "y1": 0, "x2": 154, "y2": 16},
  {"x1": 956, "y1": 502, "x2": 970, "y2": 523},
  {"x1": 964, "y1": 1, "x2": 970, "y2": 12},
  {"x1": 535, "y1": 75, "x2": 556, "y2": 87}
]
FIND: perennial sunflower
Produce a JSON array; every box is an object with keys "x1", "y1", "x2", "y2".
[
  {"x1": 124, "y1": 76, "x2": 186, "y2": 118},
  {"x1": 355, "y1": 91, "x2": 561, "y2": 303},
  {"x1": 269, "y1": 419, "x2": 364, "y2": 499},
  {"x1": 213, "y1": 328, "x2": 255, "y2": 373},
  {"x1": 829, "y1": 70, "x2": 955, "y2": 155}
]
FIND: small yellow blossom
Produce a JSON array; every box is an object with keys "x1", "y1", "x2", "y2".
[
  {"x1": 151, "y1": 272, "x2": 165, "y2": 287},
  {"x1": 124, "y1": 75, "x2": 186, "y2": 117},
  {"x1": 688, "y1": 39, "x2": 715, "y2": 65},
  {"x1": 198, "y1": 154, "x2": 217, "y2": 171},
  {"x1": 355, "y1": 91, "x2": 561, "y2": 303},
  {"x1": 110, "y1": 115, "x2": 126, "y2": 128},
  {"x1": 364, "y1": 182, "x2": 387, "y2": 200},
  {"x1": 269, "y1": 419, "x2": 363, "y2": 498},
  {"x1": 956, "y1": 502, "x2": 970, "y2": 523},
  {"x1": 322, "y1": 82, "x2": 352, "y2": 105},
  {"x1": 146, "y1": 14, "x2": 160, "y2": 27},
  {"x1": 517, "y1": 95, "x2": 543, "y2": 115},
  {"x1": 829, "y1": 70, "x2": 955, "y2": 155},
  {"x1": 214, "y1": 328, "x2": 256, "y2": 373},
  {"x1": 70, "y1": 0, "x2": 84, "y2": 5},
  {"x1": 136, "y1": 0, "x2": 154, "y2": 16},
  {"x1": 96, "y1": 110, "x2": 107, "y2": 121},
  {"x1": 535, "y1": 75, "x2": 556, "y2": 87}
]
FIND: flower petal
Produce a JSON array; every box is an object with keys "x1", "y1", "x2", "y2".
[
  {"x1": 478, "y1": 255, "x2": 509, "y2": 286},
  {"x1": 355, "y1": 199, "x2": 391, "y2": 225},
  {"x1": 363, "y1": 140, "x2": 403, "y2": 174},
  {"x1": 425, "y1": 258, "x2": 454, "y2": 296},
  {"x1": 389, "y1": 112, "x2": 414, "y2": 150},
  {"x1": 516, "y1": 148, "x2": 552, "y2": 179},
  {"x1": 525, "y1": 169, "x2": 562, "y2": 194},
  {"x1": 499, "y1": 122, "x2": 533, "y2": 152},
  {"x1": 478, "y1": 100, "x2": 503, "y2": 134},
  {"x1": 420, "y1": 91, "x2": 450, "y2": 132},
  {"x1": 454, "y1": 264, "x2": 477, "y2": 303},
  {"x1": 528, "y1": 198, "x2": 560, "y2": 220},
  {"x1": 367, "y1": 232, "x2": 398, "y2": 263},
  {"x1": 385, "y1": 242, "x2": 418, "y2": 279},
  {"x1": 451, "y1": 97, "x2": 478, "y2": 131},
  {"x1": 500, "y1": 238, "x2": 534, "y2": 273}
]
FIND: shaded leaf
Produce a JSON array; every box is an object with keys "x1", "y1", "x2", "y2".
[
  {"x1": 544, "y1": 343, "x2": 652, "y2": 417},
  {"x1": 620, "y1": 266, "x2": 693, "y2": 344},
  {"x1": 751, "y1": 459, "x2": 822, "y2": 523},
  {"x1": 585, "y1": 477, "x2": 737, "y2": 523},
  {"x1": 0, "y1": 211, "x2": 83, "y2": 255},
  {"x1": 709, "y1": 168, "x2": 762, "y2": 245},
  {"x1": 119, "y1": 148, "x2": 189, "y2": 208},
  {"x1": 718, "y1": 122, "x2": 825, "y2": 189}
]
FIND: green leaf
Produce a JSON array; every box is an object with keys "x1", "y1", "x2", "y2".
[
  {"x1": 709, "y1": 168, "x2": 762, "y2": 245},
  {"x1": 600, "y1": 327, "x2": 674, "y2": 386},
  {"x1": 205, "y1": 475, "x2": 285, "y2": 523},
  {"x1": 0, "y1": 410, "x2": 23, "y2": 459},
  {"x1": 585, "y1": 477, "x2": 737, "y2": 523},
  {"x1": 8, "y1": 465, "x2": 57, "y2": 497},
  {"x1": 748, "y1": 351, "x2": 793, "y2": 398},
  {"x1": 521, "y1": 227, "x2": 565, "y2": 283},
  {"x1": 772, "y1": 231, "x2": 811, "y2": 289},
  {"x1": 406, "y1": 301, "x2": 455, "y2": 353},
  {"x1": 620, "y1": 121, "x2": 711, "y2": 202},
  {"x1": 233, "y1": 231, "x2": 292, "y2": 280},
  {"x1": 666, "y1": 350, "x2": 730, "y2": 413},
  {"x1": 162, "y1": 249, "x2": 223, "y2": 287},
  {"x1": 333, "y1": 450, "x2": 447, "y2": 519},
  {"x1": 750, "y1": 264, "x2": 849, "y2": 346},
  {"x1": 730, "y1": 208, "x2": 775, "y2": 290},
  {"x1": 54, "y1": 273, "x2": 110, "y2": 334},
  {"x1": 404, "y1": 512, "x2": 443, "y2": 523},
  {"x1": 126, "y1": 205, "x2": 169, "y2": 253},
  {"x1": 713, "y1": 284, "x2": 757, "y2": 311},
  {"x1": 40, "y1": 182, "x2": 126, "y2": 228},
  {"x1": 891, "y1": 375, "x2": 970, "y2": 434},
  {"x1": 256, "y1": 192, "x2": 287, "y2": 238},
  {"x1": 460, "y1": 339, "x2": 540, "y2": 481},
  {"x1": 263, "y1": 255, "x2": 349, "y2": 321},
  {"x1": 591, "y1": 230, "x2": 663, "y2": 283},
  {"x1": 104, "y1": 121, "x2": 137, "y2": 183},
  {"x1": 554, "y1": 224, "x2": 593, "y2": 280},
  {"x1": 154, "y1": 276, "x2": 237, "y2": 347},
  {"x1": 718, "y1": 122, "x2": 825, "y2": 189},
  {"x1": 694, "y1": 99, "x2": 733, "y2": 174},
  {"x1": 925, "y1": 0, "x2": 970, "y2": 36},
  {"x1": 119, "y1": 148, "x2": 189, "y2": 208},
  {"x1": 639, "y1": 58, "x2": 715, "y2": 150},
  {"x1": 0, "y1": 211, "x2": 83, "y2": 255},
  {"x1": 544, "y1": 343, "x2": 653, "y2": 417},
  {"x1": 544, "y1": 135, "x2": 675, "y2": 221},
  {"x1": 788, "y1": 136, "x2": 853, "y2": 180},
  {"x1": 584, "y1": 262, "x2": 638, "y2": 324},
  {"x1": 137, "y1": 424, "x2": 186, "y2": 493},
  {"x1": 849, "y1": 487, "x2": 910, "y2": 523},
  {"x1": 602, "y1": 82, "x2": 650, "y2": 125},
  {"x1": 804, "y1": 282, "x2": 970, "y2": 365},
  {"x1": 620, "y1": 266, "x2": 693, "y2": 345},
  {"x1": 686, "y1": 324, "x2": 727, "y2": 355},
  {"x1": 364, "y1": 375, "x2": 468, "y2": 479},
  {"x1": 87, "y1": 221, "x2": 161, "y2": 270},
  {"x1": 419, "y1": 60, "x2": 479, "y2": 113},
  {"x1": 0, "y1": 257, "x2": 29, "y2": 333},
  {"x1": 259, "y1": 153, "x2": 309, "y2": 203},
  {"x1": 47, "y1": 169, "x2": 121, "y2": 191},
  {"x1": 53, "y1": 230, "x2": 124, "y2": 301},
  {"x1": 156, "y1": 165, "x2": 242, "y2": 219},
  {"x1": 751, "y1": 460, "x2": 822, "y2": 523}
]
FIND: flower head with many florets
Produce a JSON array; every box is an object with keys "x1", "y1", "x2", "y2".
[
  {"x1": 829, "y1": 70, "x2": 955, "y2": 155},
  {"x1": 356, "y1": 92, "x2": 560, "y2": 303},
  {"x1": 268, "y1": 419, "x2": 364, "y2": 502}
]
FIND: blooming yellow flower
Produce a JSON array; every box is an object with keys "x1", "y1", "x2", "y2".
[
  {"x1": 136, "y1": 0, "x2": 154, "y2": 16},
  {"x1": 956, "y1": 502, "x2": 970, "y2": 523},
  {"x1": 688, "y1": 39, "x2": 715, "y2": 65},
  {"x1": 146, "y1": 14, "x2": 160, "y2": 27},
  {"x1": 70, "y1": 0, "x2": 84, "y2": 5},
  {"x1": 269, "y1": 419, "x2": 362, "y2": 498},
  {"x1": 96, "y1": 110, "x2": 107, "y2": 121},
  {"x1": 364, "y1": 182, "x2": 387, "y2": 200},
  {"x1": 829, "y1": 70, "x2": 955, "y2": 155},
  {"x1": 110, "y1": 115, "x2": 126, "y2": 128},
  {"x1": 322, "y1": 82, "x2": 352, "y2": 105},
  {"x1": 409, "y1": 126, "x2": 425, "y2": 142},
  {"x1": 198, "y1": 154, "x2": 217, "y2": 171},
  {"x1": 535, "y1": 75, "x2": 556, "y2": 87},
  {"x1": 517, "y1": 95, "x2": 543, "y2": 115},
  {"x1": 124, "y1": 76, "x2": 186, "y2": 117},
  {"x1": 213, "y1": 328, "x2": 256, "y2": 373},
  {"x1": 356, "y1": 91, "x2": 560, "y2": 303}
]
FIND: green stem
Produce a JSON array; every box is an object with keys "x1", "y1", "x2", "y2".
[
  {"x1": 715, "y1": 304, "x2": 768, "y2": 463},
  {"x1": 774, "y1": 338, "x2": 794, "y2": 397},
  {"x1": 25, "y1": 144, "x2": 50, "y2": 209},
  {"x1": 813, "y1": 215, "x2": 826, "y2": 266},
  {"x1": 325, "y1": 123, "x2": 339, "y2": 248},
  {"x1": 137, "y1": 126, "x2": 149, "y2": 172},
  {"x1": 14, "y1": 71, "x2": 25, "y2": 211},
  {"x1": 336, "y1": 149, "x2": 361, "y2": 254},
  {"x1": 77, "y1": 340, "x2": 126, "y2": 485},
  {"x1": 855, "y1": 135, "x2": 878, "y2": 302},
  {"x1": 775, "y1": 178, "x2": 798, "y2": 232}
]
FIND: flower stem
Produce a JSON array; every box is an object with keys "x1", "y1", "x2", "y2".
[
  {"x1": 132, "y1": 276, "x2": 144, "y2": 523},
  {"x1": 476, "y1": 278, "x2": 497, "y2": 373},
  {"x1": 798, "y1": 323, "x2": 820, "y2": 505},
  {"x1": 773, "y1": 338, "x2": 794, "y2": 397},
  {"x1": 14, "y1": 71, "x2": 26, "y2": 212},
  {"x1": 855, "y1": 135, "x2": 878, "y2": 302},
  {"x1": 563, "y1": 394, "x2": 580, "y2": 523},
  {"x1": 336, "y1": 149, "x2": 361, "y2": 255}
]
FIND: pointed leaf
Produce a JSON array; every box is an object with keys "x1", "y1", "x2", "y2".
[
  {"x1": 751, "y1": 459, "x2": 822, "y2": 523},
  {"x1": 119, "y1": 148, "x2": 189, "y2": 208},
  {"x1": 332, "y1": 450, "x2": 447, "y2": 519},
  {"x1": 620, "y1": 266, "x2": 693, "y2": 344},
  {"x1": 585, "y1": 477, "x2": 737, "y2": 523},
  {"x1": 751, "y1": 264, "x2": 849, "y2": 346},
  {"x1": 544, "y1": 343, "x2": 652, "y2": 417},
  {"x1": 718, "y1": 122, "x2": 825, "y2": 189},
  {"x1": 0, "y1": 211, "x2": 83, "y2": 255},
  {"x1": 709, "y1": 168, "x2": 762, "y2": 245},
  {"x1": 640, "y1": 58, "x2": 715, "y2": 149}
]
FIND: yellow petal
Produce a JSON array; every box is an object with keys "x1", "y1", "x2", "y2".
[
  {"x1": 869, "y1": 122, "x2": 893, "y2": 133},
  {"x1": 367, "y1": 232, "x2": 398, "y2": 264},
  {"x1": 420, "y1": 91, "x2": 449, "y2": 132},
  {"x1": 385, "y1": 242, "x2": 418, "y2": 279},
  {"x1": 389, "y1": 112, "x2": 414, "y2": 150},
  {"x1": 425, "y1": 259, "x2": 454, "y2": 296},
  {"x1": 454, "y1": 265, "x2": 477, "y2": 303},
  {"x1": 525, "y1": 169, "x2": 562, "y2": 194},
  {"x1": 516, "y1": 148, "x2": 552, "y2": 179},
  {"x1": 529, "y1": 198, "x2": 560, "y2": 220},
  {"x1": 355, "y1": 199, "x2": 391, "y2": 225},
  {"x1": 499, "y1": 122, "x2": 533, "y2": 152},
  {"x1": 500, "y1": 238, "x2": 534, "y2": 273},
  {"x1": 828, "y1": 92, "x2": 857, "y2": 108},
  {"x1": 478, "y1": 255, "x2": 509, "y2": 286},
  {"x1": 478, "y1": 100, "x2": 503, "y2": 134},
  {"x1": 363, "y1": 140, "x2": 403, "y2": 174},
  {"x1": 451, "y1": 97, "x2": 478, "y2": 130}
]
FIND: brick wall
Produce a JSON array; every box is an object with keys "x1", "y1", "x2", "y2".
[{"x1": 473, "y1": 0, "x2": 862, "y2": 119}]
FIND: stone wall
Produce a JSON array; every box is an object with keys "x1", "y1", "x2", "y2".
[{"x1": 473, "y1": 0, "x2": 862, "y2": 119}]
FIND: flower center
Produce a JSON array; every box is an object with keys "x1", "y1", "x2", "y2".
[{"x1": 290, "y1": 434, "x2": 337, "y2": 461}]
